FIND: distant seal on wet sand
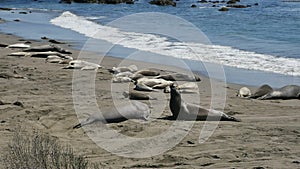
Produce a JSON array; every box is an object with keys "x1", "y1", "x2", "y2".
[
  {"x1": 24, "y1": 44, "x2": 72, "y2": 54},
  {"x1": 250, "y1": 84, "x2": 273, "y2": 99},
  {"x1": 258, "y1": 85, "x2": 300, "y2": 100},
  {"x1": 73, "y1": 101, "x2": 150, "y2": 128},
  {"x1": 169, "y1": 84, "x2": 240, "y2": 121}
]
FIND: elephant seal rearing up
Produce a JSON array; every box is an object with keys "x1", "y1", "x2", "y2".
[
  {"x1": 169, "y1": 85, "x2": 240, "y2": 121},
  {"x1": 258, "y1": 85, "x2": 300, "y2": 100}
]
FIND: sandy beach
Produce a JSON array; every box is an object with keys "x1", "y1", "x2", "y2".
[{"x1": 0, "y1": 32, "x2": 299, "y2": 169}]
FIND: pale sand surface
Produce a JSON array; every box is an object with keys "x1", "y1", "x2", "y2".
[{"x1": 0, "y1": 33, "x2": 299, "y2": 168}]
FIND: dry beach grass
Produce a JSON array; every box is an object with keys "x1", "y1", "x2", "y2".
[{"x1": 0, "y1": 33, "x2": 299, "y2": 168}]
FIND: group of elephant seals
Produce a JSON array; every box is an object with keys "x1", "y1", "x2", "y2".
[
  {"x1": 169, "y1": 84, "x2": 240, "y2": 121},
  {"x1": 258, "y1": 85, "x2": 300, "y2": 100},
  {"x1": 73, "y1": 101, "x2": 150, "y2": 129},
  {"x1": 237, "y1": 84, "x2": 300, "y2": 100}
]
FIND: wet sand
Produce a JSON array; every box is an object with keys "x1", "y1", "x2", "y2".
[{"x1": 0, "y1": 33, "x2": 299, "y2": 169}]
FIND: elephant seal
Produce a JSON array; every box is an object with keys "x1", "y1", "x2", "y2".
[
  {"x1": 109, "y1": 65, "x2": 138, "y2": 73},
  {"x1": 46, "y1": 58, "x2": 63, "y2": 63},
  {"x1": 114, "y1": 71, "x2": 133, "y2": 78},
  {"x1": 137, "y1": 78, "x2": 173, "y2": 87},
  {"x1": 63, "y1": 60, "x2": 101, "y2": 70},
  {"x1": 152, "y1": 81, "x2": 174, "y2": 89},
  {"x1": 154, "y1": 73, "x2": 201, "y2": 81},
  {"x1": 52, "y1": 54, "x2": 72, "y2": 60},
  {"x1": 112, "y1": 76, "x2": 132, "y2": 83},
  {"x1": 73, "y1": 101, "x2": 150, "y2": 128},
  {"x1": 131, "y1": 73, "x2": 144, "y2": 81},
  {"x1": 7, "y1": 43, "x2": 30, "y2": 48},
  {"x1": 237, "y1": 87, "x2": 251, "y2": 98},
  {"x1": 164, "y1": 82, "x2": 199, "y2": 94},
  {"x1": 133, "y1": 78, "x2": 173, "y2": 91},
  {"x1": 258, "y1": 85, "x2": 300, "y2": 100},
  {"x1": 8, "y1": 52, "x2": 31, "y2": 57},
  {"x1": 250, "y1": 84, "x2": 273, "y2": 99},
  {"x1": 135, "y1": 69, "x2": 160, "y2": 76},
  {"x1": 133, "y1": 80, "x2": 154, "y2": 92},
  {"x1": 169, "y1": 84, "x2": 240, "y2": 121},
  {"x1": 123, "y1": 91, "x2": 157, "y2": 100},
  {"x1": 24, "y1": 44, "x2": 72, "y2": 54}
]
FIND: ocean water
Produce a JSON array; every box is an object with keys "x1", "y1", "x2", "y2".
[{"x1": 0, "y1": 0, "x2": 299, "y2": 87}]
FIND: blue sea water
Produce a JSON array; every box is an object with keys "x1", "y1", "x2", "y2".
[{"x1": 0, "y1": 0, "x2": 299, "y2": 87}]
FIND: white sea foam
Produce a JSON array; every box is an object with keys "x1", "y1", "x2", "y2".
[
  {"x1": 86, "y1": 16, "x2": 106, "y2": 20},
  {"x1": 51, "y1": 11, "x2": 300, "y2": 76}
]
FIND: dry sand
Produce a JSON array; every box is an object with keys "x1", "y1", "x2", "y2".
[{"x1": 0, "y1": 33, "x2": 299, "y2": 169}]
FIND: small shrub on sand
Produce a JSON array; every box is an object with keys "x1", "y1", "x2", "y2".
[{"x1": 3, "y1": 131, "x2": 101, "y2": 169}]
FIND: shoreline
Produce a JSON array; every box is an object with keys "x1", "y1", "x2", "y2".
[
  {"x1": 1, "y1": 32, "x2": 300, "y2": 168},
  {"x1": 0, "y1": 8, "x2": 299, "y2": 88}
]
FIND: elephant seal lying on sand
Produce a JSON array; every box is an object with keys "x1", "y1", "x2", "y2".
[
  {"x1": 73, "y1": 101, "x2": 150, "y2": 128},
  {"x1": 250, "y1": 84, "x2": 273, "y2": 99}
]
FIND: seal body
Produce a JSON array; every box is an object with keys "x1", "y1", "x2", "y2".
[
  {"x1": 24, "y1": 44, "x2": 71, "y2": 54},
  {"x1": 258, "y1": 85, "x2": 300, "y2": 100},
  {"x1": 73, "y1": 101, "x2": 150, "y2": 128},
  {"x1": 155, "y1": 73, "x2": 201, "y2": 81},
  {"x1": 169, "y1": 85, "x2": 240, "y2": 121},
  {"x1": 135, "y1": 69, "x2": 160, "y2": 76},
  {"x1": 109, "y1": 65, "x2": 138, "y2": 73},
  {"x1": 123, "y1": 91, "x2": 156, "y2": 100},
  {"x1": 112, "y1": 77, "x2": 132, "y2": 83},
  {"x1": 64, "y1": 60, "x2": 101, "y2": 70},
  {"x1": 250, "y1": 84, "x2": 273, "y2": 99}
]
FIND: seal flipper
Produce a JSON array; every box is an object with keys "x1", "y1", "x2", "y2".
[
  {"x1": 220, "y1": 114, "x2": 241, "y2": 122},
  {"x1": 73, "y1": 123, "x2": 82, "y2": 129}
]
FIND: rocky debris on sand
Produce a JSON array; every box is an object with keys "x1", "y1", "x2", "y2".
[
  {"x1": 227, "y1": 0, "x2": 239, "y2": 4},
  {"x1": 13, "y1": 101, "x2": 24, "y2": 107},
  {"x1": 149, "y1": 0, "x2": 176, "y2": 7},
  {"x1": 219, "y1": 6, "x2": 229, "y2": 11},
  {"x1": 0, "y1": 7, "x2": 13, "y2": 11},
  {"x1": 63, "y1": 0, "x2": 134, "y2": 4},
  {"x1": 59, "y1": 0, "x2": 72, "y2": 3},
  {"x1": 227, "y1": 4, "x2": 249, "y2": 8}
]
